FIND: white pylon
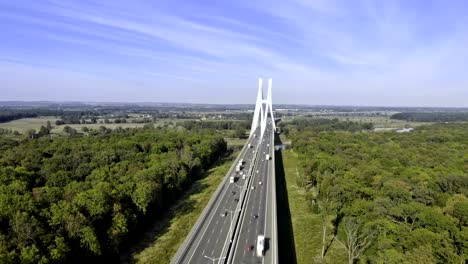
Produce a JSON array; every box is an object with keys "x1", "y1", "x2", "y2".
[{"x1": 250, "y1": 78, "x2": 275, "y2": 139}]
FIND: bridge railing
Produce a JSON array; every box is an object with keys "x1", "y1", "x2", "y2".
[
  {"x1": 270, "y1": 130, "x2": 279, "y2": 264},
  {"x1": 170, "y1": 140, "x2": 250, "y2": 264}
]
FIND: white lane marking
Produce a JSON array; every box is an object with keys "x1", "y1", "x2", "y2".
[
  {"x1": 230, "y1": 139, "x2": 263, "y2": 263},
  {"x1": 263, "y1": 131, "x2": 273, "y2": 264},
  {"x1": 186, "y1": 137, "x2": 257, "y2": 263},
  {"x1": 236, "y1": 133, "x2": 272, "y2": 263},
  {"x1": 186, "y1": 176, "x2": 230, "y2": 262}
]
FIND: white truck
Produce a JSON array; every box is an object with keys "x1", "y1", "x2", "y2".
[
  {"x1": 266, "y1": 154, "x2": 270, "y2": 160},
  {"x1": 230, "y1": 176, "x2": 235, "y2": 183},
  {"x1": 256, "y1": 235, "x2": 265, "y2": 257}
]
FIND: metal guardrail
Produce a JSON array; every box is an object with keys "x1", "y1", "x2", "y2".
[
  {"x1": 171, "y1": 129, "x2": 279, "y2": 264},
  {"x1": 224, "y1": 138, "x2": 263, "y2": 263},
  {"x1": 270, "y1": 131, "x2": 279, "y2": 264},
  {"x1": 170, "y1": 141, "x2": 250, "y2": 264}
]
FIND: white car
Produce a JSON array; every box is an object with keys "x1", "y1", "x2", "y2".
[
  {"x1": 251, "y1": 186, "x2": 255, "y2": 190},
  {"x1": 259, "y1": 181, "x2": 262, "y2": 185}
]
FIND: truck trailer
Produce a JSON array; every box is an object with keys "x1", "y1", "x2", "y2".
[{"x1": 256, "y1": 235, "x2": 265, "y2": 257}]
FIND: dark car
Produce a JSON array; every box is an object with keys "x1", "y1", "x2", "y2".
[{"x1": 234, "y1": 198, "x2": 239, "y2": 203}]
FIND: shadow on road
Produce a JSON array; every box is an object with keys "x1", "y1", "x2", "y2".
[{"x1": 274, "y1": 133, "x2": 298, "y2": 264}]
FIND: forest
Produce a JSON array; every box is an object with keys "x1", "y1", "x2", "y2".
[
  {"x1": 278, "y1": 118, "x2": 374, "y2": 134},
  {"x1": 391, "y1": 112, "x2": 468, "y2": 122},
  {"x1": 179, "y1": 120, "x2": 250, "y2": 131},
  {"x1": 287, "y1": 121, "x2": 468, "y2": 263},
  {"x1": 0, "y1": 127, "x2": 227, "y2": 263}
]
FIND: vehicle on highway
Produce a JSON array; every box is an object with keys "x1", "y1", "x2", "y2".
[
  {"x1": 253, "y1": 214, "x2": 258, "y2": 219},
  {"x1": 256, "y1": 235, "x2": 265, "y2": 257},
  {"x1": 266, "y1": 154, "x2": 270, "y2": 160},
  {"x1": 259, "y1": 181, "x2": 262, "y2": 185},
  {"x1": 251, "y1": 186, "x2": 255, "y2": 190},
  {"x1": 230, "y1": 176, "x2": 235, "y2": 183}
]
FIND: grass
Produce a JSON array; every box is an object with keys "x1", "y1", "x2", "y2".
[
  {"x1": 0, "y1": 116, "x2": 60, "y2": 133},
  {"x1": 281, "y1": 149, "x2": 347, "y2": 264},
  {"x1": 121, "y1": 152, "x2": 237, "y2": 264},
  {"x1": 282, "y1": 115, "x2": 428, "y2": 130},
  {"x1": 50, "y1": 123, "x2": 148, "y2": 134},
  {"x1": 224, "y1": 137, "x2": 247, "y2": 148}
]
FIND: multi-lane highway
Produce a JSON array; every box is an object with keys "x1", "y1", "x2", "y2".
[
  {"x1": 230, "y1": 122, "x2": 273, "y2": 264},
  {"x1": 172, "y1": 120, "x2": 277, "y2": 264}
]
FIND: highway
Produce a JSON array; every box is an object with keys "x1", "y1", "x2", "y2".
[
  {"x1": 174, "y1": 127, "x2": 262, "y2": 264},
  {"x1": 230, "y1": 120, "x2": 275, "y2": 264},
  {"x1": 172, "y1": 118, "x2": 277, "y2": 264}
]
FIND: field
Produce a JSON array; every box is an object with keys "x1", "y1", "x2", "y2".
[
  {"x1": 121, "y1": 152, "x2": 237, "y2": 264},
  {"x1": 281, "y1": 149, "x2": 347, "y2": 264},
  {"x1": 281, "y1": 115, "x2": 428, "y2": 130},
  {"x1": 224, "y1": 137, "x2": 247, "y2": 147},
  {"x1": 0, "y1": 116, "x2": 60, "y2": 133}
]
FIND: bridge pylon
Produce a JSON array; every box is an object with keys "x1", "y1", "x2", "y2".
[{"x1": 249, "y1": 78, "x2": 275, "y2": 139}]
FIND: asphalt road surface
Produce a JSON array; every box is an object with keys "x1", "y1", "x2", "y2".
[
  {"x1": 231, "y1": 121, "x2": 274, "y2": 264},
  {"x1": 177, "y1": 127, "x2": 262, "y2": 264}
]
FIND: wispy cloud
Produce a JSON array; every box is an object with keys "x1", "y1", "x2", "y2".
[{"x1": 0, "y1": 0, "x2": 467, "y2": 105}]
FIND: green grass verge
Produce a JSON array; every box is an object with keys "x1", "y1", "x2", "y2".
[
  {"x1": 123, "y1": 153, "x2": 236, "y2": 264},
  {"x1": 224, "y1": 137, "x2": 247, "y2": 148},
  {"x1": 282, "y1": 149, "x2": 347, "y2": 264},
  {"x1": 0, "y1": 117, "x2": 60, "y2": 133}
]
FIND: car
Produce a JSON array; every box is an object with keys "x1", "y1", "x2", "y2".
[
  {"x1": 232, "y1": 191, "x2": 236, "y2": 195},
  {"x1": 253, "y1": 214, "x2": 258, "y2": 219},
  {"x1": 259, "y1": 181, "x2": 262, "y2": 185},
  {"x1": 220, "y1": 212, "x2": 227, "y2": 217},
  {"x1": 251, "y1": 186, "x2": 255, "y2": 190},
  {"x1": 234, "y1": 198, "x2": 239, "y2": 203},
  {"x1": 247, "y1": 245, "x2": 254, "y2": 251}
]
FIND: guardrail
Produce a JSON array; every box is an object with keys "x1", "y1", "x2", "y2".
[
  {"x1": 170, "y1": 140, "x2": 251, "y2": 264},
  {"x1": 224, "y1": 137, "x2": 263, "y2": 263},
  {"x1": 270, "y1": 130, "x2": 279, "y2": 264}
]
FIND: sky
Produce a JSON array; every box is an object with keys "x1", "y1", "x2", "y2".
[{"x1": 0, "y1": 0, "x2": 467, "y2": 106}]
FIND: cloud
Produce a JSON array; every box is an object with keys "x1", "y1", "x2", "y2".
[{"x1": 1, "y1": 0, "x2": 467, "y2": 106}]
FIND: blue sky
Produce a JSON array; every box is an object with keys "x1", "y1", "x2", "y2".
[{"x1": 0, "y1": 0, "x2": 467, "y2": 106}]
